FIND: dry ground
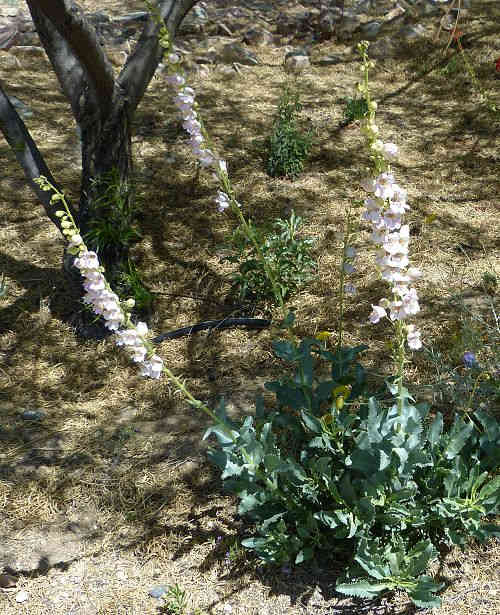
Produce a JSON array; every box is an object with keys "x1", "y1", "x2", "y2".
[{"x1": 0, "y1": 1, "x2": 499, "y2": 614}]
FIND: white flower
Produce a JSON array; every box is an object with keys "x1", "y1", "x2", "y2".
[
  {"x1": 166, "y1": 74, "x2": 185, "y2": 87},
  {"x1": 139, "y1": 355, "x2": 164, "y2": 379},
  {"x1": 215, "y1": 191, "x2": 230, "y2": 212},
  {"x1": 374, "y1": 172, "x2": 396, "y2": 200},
  {"x1": 407, "y1": 324, "x2": 422, "y2": 349},
  {"x1": 381, "y1": 142, "x2": 398, "y2": 161},
  {"x1": 369, "y1": 305, "x2": 387, "y2": 324},
  {"x1": 168, "y1": 53, "x2": 181, "y2": 64},
  {"x1": 344, "y1": 283, "x2": 357, "y2": 296}
]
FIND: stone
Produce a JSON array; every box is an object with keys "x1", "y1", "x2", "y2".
[
  {"x1": 361, "y1": 20, "x2": 382, "y2": 40},
  {"x1": 220, "y1": 43, "x2": 259, "y2": 66},
  {"x1": 284, "y1": 55, "x2": 310, "y2": 74},
  {"x1": 179, "y1": 5, "x2": 209, "y2": 34},
  {"x1": 149, "y1": 585, "x2": 167, "y2": 599},
  {"x1": 21, "y1": 409, "x2": 45, "y2": 421},
  {"x1": 242, "y1": 27, "x2": 273, "y2": 46},
  {"x1": 284, "y1": 47, "x2": 309, "y2": 60},
  {"x1": 316, "y1": 54, "x2": 344, "y2": 66},
  {"x1": 112, "y1": 11, "x2": 148, "y2": 24},
  {"x1": 15, "y1": 590, "x2": 28, "y2": 603}
]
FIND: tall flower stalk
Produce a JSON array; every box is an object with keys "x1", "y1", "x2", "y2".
[
  {"x1": 146, "y1": 2, "x2": 284, "y2": 308},
  {"x1": 356, "y1": 41, "x2": 422, "y2": 411}
]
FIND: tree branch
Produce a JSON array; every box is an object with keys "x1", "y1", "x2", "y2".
[
  {"x1": 27, "y1": 0, "x2": 115, "y2": 120},
  {"x1": 118, "y1": 0, "x2": 199, "y2": 115},
  {"x1": 0, "y1": 80, "x2": 77, "y2": 232}
]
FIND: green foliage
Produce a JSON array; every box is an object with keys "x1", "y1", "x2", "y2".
[
  {"x1": 344, "y1": 96, "x2": 369, "y2": 123},
  {"x1": 119, "y1": 259, "x2": 154, "y2": 312},
  {"x1": 266, "y1": 86, "x2": 313, "y2": 179},
  {"x1": 164, "y1": 583, "x2": 187, "y2": 615},
  {"x1": 205, "y1": 322, "x2": 500, "y2": 608},
  {"x1": 84, "y1": 168, "x2": 141, "y2": 255},
  {"x1": 229, "y1": 211, "x2": 316, "y2": 304}
]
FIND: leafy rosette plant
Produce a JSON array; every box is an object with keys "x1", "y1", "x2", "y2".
[{"x1": 205, "y1": 323, "x2": 500, "y2": 608}]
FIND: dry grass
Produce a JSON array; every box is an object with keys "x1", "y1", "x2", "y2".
[{"x1": 0, "y1": 1, "x2": 499, "y2": 613}]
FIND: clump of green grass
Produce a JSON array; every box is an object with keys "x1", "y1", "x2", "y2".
[{"x1": 266, "y1": 85, "x2": 313, "y2": 179}]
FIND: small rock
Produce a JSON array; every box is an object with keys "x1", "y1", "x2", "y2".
[
  {"x1": 21, "y1": 410, "x2": 45, "y2": 421},
  {"x1": 243, "y1": 27, "x2": 273, "y2": 47},
  {"x1": 284, "y1": 47, "x2": 309, "y2": 61},
  {"x1": 149, "y1": 585, "x2": 167, "y2": 599},
  {"x1": 221, "y1": 43, "x2": 259, "y2": 66},
  {"x1": 361, "y1": 20, "x2": 382, "y2": 41},
  {"x1": 0, "y1": 573, "x2": 17, "y2": 588},
  {"x1": 112, "y1": 12, "x2": 149, "y2": 25},
  {"x1": 284, "y1": 55, "x2": 310, "y2": 74},
  {"x1": 316, "y1": 54, "x2": 344, "y2": 66},
  {"x1": 16, "y1": 590, "x2": 28, "y2": 603}
]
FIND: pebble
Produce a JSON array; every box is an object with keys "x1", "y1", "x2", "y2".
[
  {"x1": 149, "y1": 585, "x2": 167, "y2": 599},
  {"x1": 21, "y1": 409, "x2": 45, "y2": 421},
  {"x1": 16, "y1": 590, "x2": 29, "y2": 603}
]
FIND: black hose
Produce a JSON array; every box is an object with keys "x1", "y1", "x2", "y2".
[{"x1": 152, "y1": 317, "x2": 271, "y2": 343}]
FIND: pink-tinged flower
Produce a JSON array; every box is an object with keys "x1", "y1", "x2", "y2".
[
  {"x1": 183, "y1": 118, "x2": 202, "y2": 134},
  {"x1": 383, "y1": 211, "x2": 403, "y2": 230},
  {"x1": 374, "y1": 172, "x2": 396, "y2": 200},
  {"x1": 140, "y1": 354, "x2": 164, "y2": 379},
  {"x1": 166, "y1": 74, "x2": 185, "y2": 87},
  {"x1": 369, "y1": 304, "x2": 387, "y2": 323},
  {"x1": 168, "y1": 53, "x2": 181, "y2": 64},
  {"x1": 407, "y1": 325, "x2": 422, "y2": 350},
  {"x1": 383, "y1": 225, "x2": 410, "y2": 256},
  {"x1": 215, "y1": 191, "x2": 230, "y2": 212}
]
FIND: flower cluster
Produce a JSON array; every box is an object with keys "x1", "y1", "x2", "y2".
[
  {"x1": 35, "y1": 177, "x2": 164, "y2": 379},
  {"x1": 165, "y1": 53, "x2": 233, "y2": 213},
  {"x1": 357, "y1": 44, "x2": 422, "y2": 350}
]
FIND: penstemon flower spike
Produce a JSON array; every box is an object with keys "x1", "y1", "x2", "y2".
[
  {"x1": 34, "y1": 176, "x2": 164, "y2": 379},
  {"x1": 356, "y1": 41, "x2": 423, "y2": 408},
  {"x1": 148, "y1": 6, "x2": 284, "y2": 308}
]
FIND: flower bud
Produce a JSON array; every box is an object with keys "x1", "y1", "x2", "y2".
[
  {"x1": 125, "y1": 298, "x2": 135, "y2": 309},
  {"x1": 55, "y1": 210, "x2": 65, "y2": 217}
]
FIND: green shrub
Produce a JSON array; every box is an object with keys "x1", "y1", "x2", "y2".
[
  {"x1": 205, "y1": 322, "x2": 500, "y2": 608},
  {"x1": 229, "y1": 211, "x2": 316, "y2": 304},
  {"x1": 266, "y1": 86, "x2": 313, "y2": 179}
]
